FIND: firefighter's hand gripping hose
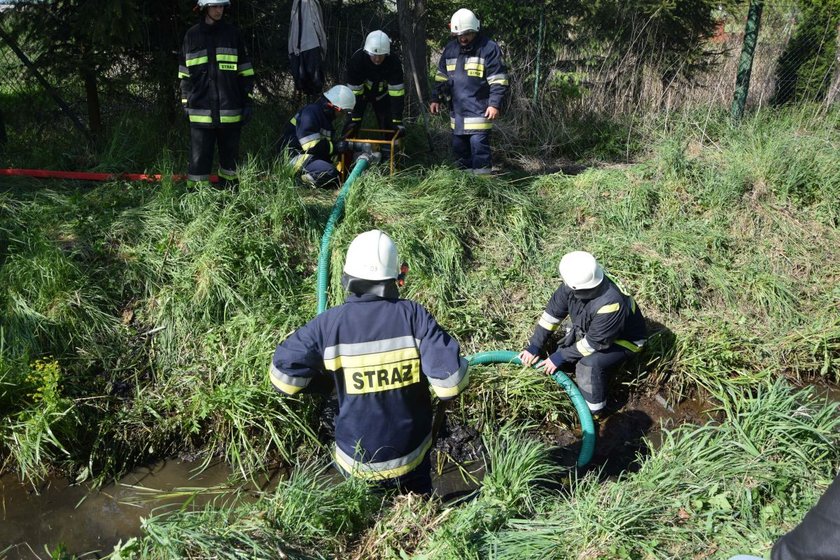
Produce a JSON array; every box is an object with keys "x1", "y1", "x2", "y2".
[{"x1": 466, "y1": 350, "x2": 596, "y2": 468}]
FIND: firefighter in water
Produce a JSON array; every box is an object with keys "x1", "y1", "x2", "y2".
[
  {"x1": 429, "y1": 8, "x2": 509, "y2": 175},
  {"x1": 178, "y1": 0, "x2": 254, "y2": 187},
  {"x1": 269, "y1": 230, "x2": 469, "y2": 495},
  {"x1": 278, "y1": 85, "x2": 355, "y2": 188},
  {"x1": 519, "y1": 251, "x2": 647, "y2": 417},
  {"x1": 343, "y1": 30, "x2": 406, "y2": 138}
]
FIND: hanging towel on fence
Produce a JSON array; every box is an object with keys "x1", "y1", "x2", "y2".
[{"x1": 288, "y1": 0, "x2": 326, "y2": 95}]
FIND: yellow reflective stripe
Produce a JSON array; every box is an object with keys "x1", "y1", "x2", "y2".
[
  {"x1": 615, "y1": 339, "x2": 642, "y2": 353},
  {"x1": 435, "y1": 72, "x2": 448, "y2": 82},
  {"x1": 181, "y1": 98, "x2": 188, "y2": 104},
  {"x1": 220, "y1": 115, "x2": 242, "y2": 123},
  {"x1": 189, "y1": 115, "x2": 213, "y2": 123},
  {"x1": 301, "y1": 139, "x2": 319, "y2": 151},
  {"x1": 597, "y1": 303, "x2": 620, "y2": 314},
  {"x1": 487, "y1": 77, "x2": 509, "y2": 86},
  {"x1": 430, "y1": 368, "x2": 469, "y2": 399},
  {"x1": 178, "y1": 72, "x2": 189, "y2": 78},
  {"x1": 464, "y1": 122, "x2": 493, "y2": 130},
  {"x1": 446, "y1": 64, "x2": 456, "y2": 71},
  {"x1": 269, "y1": 365, "x2": 309, "y2": 395},
  {"x1": 388, "y1": 89, "x2": 405, "y2": 97},
  {"x1": 239, "y1": 68, "x2": 255, "y2": 77},
  {"x1": 323, "y1": 347, "x2": 420, "y2": 371},
  {"x1": 464, "y1": 63, "x2": 485, "y2": 72},
  {"x1": 334, "y1": 437, "x2": 432, "y2": 480},
  {"x1": 576, "y1": 338, "x2": 595, "y2": 356},
  {"x1": 538, "y1": 318, "x2": 559, "y2": 331},
  {"x1": 217, "y1": 54, "x2": 238, "y2": 62},
  {"x1": 290, "y1": 117, "x2": 298, "y2": 125},
  {"x1": 186, "y1": 57, "x2": 208, "y2": 67}
]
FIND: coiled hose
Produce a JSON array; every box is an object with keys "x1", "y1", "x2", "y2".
[
  {"x1": 316, "y1": 155, "x2": 371, "y2": 314},
  {"x1": 467, "y1": 350, "x2": 596, "y2": 467}
]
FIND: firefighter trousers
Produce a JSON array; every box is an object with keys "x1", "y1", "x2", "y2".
[
  {"x1": 569, "y1": 345, "x2": 635, "y2": 412},
  {"x1": 189, "y1": 126, "x2": 242, "y2": 186},
  {"x1": 452, "y1": 132, "x2": 492, "y2": 174},
  {"x1": 288, "y1": 151, "x2": 339, "y2": 188}
]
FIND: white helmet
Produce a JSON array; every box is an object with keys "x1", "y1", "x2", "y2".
[
  {"x1": 450, "y1": 8, "x2": 480, "y2": 35},
  {"x1": 197, "y1": 0, "x2": 230, "y2": 6},
  {"x1": 559, "y1": 251, "x2": 604, "y2": 291},
  {"x1": 344, "y1": 230, "x2": 399, "y2": 281},
  {"x1": 323, "y1": 85, "x2": 356, "y2": 111},
  {"x1": 364, "y1": 30, "x2": 391, "y2": 56}
]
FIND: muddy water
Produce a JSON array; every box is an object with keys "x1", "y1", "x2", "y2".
[{"x1": 0, "y1": 460, "x2": 236, "y2": 559}]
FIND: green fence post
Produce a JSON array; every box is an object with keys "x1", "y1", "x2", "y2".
[{"x1": 731, "y1": 0, "x2": 765, "y2": 121}]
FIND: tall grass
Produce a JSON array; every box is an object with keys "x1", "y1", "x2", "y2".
[
  {"x1": 1, "y1": 106, "x2": 837, "y2": 497},
  {"x1": 486, "y1": 380, "x2": 839, "y2": 559}
]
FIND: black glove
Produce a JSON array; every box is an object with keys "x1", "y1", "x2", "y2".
[
  {"x1": 393, "y1": 124, "x2": 406, "y2": 139},
  {"x1": 343, "y1": 121, "x2": 361, "y2": 138},
  {"x1": 241, "y1": 105, "x2": 253, "y2": 126},
  {"x1": 334, "y1": 140, "x2": 350, "y2": 154}
]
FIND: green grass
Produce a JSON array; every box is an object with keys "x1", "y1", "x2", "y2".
[{"x1": 0, "y1": 104, "x2": 838, "y2": 557}]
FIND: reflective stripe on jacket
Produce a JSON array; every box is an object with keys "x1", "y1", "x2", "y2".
[
  {"x1": 345, "y1": 49, "x2": 405, "y2": 126},
  {"x1": 178, "y1": 20, "x2": 254, "y2": 129},
  {"x1": 279, "y1": 97, "x2": 336, "y2": 162},
  {"x1": 527, "y1": 274, "x2": 647, "y2": 359},
  {"x1": 270, "y1": 293, "x2": 469, "y2": 480},
  {"x1": 431, "y1": 34, "x2": 509, "y2": 135}
]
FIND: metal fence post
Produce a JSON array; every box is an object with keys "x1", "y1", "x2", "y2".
[{"x1": 731, "y1": 0, "x2": 764, "y2": 121}]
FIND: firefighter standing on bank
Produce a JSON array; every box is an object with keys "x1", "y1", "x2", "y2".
[
  {"x1": 269, "y1": 230, "x2": 469, "y2": 495},
  {"x1": 430, "y1": 8, "x2": 509, "y2": 175},
  {"x1": 343, "y1": 30, "x2": 406, "y2": 138},
  {"x1": 278, "y1": 85, "x2": 355, "y2": 188},
  {"x1": 519, "y1": 251, "x2": 647, "y2": 417},
  {"x1": 178, "y1": 0, "x2": 254, "y2": 187}
]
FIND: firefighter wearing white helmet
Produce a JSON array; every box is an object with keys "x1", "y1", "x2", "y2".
[
  {"x1": 519, "y1": 251, "x2": 647, "y2": 417},
  {"x1": 179, "y1": 0, "x2": 254, "y2": 187},
  {"x1": 430, "y1": 8, "x2": 508, "y2": 175},
  {"x1": 270, "y1": 229, "x2": 469, "y2": 495},
  {"x1": 277, "y1": 85, "x2": 355, "y2": 188},
  {"x1": 343, "y1": 30, "x2": 406, "y2": 138}
]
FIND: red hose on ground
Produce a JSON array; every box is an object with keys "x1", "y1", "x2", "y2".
[{"x1": 0, "y1": 168, "x2": 218, "y2": 183}]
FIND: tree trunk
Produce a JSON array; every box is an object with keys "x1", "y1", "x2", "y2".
[
  {"x1": 82, "y1": 67, "x2": 103, "y2": 142},
  {"x1": 396, "y1": 0, "x2": 429, "y2": 113}
]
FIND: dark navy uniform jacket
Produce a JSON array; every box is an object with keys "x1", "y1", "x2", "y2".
[
  {"x1": 431, "y1": 34, "x2": 509, "y2": 135},
  {"x1": 345, "y1": 49, "x2": 405, "y2": 126},
  {"x1": 279, "y1": 97, "x2": 337, "y2": 163},
  {"x1": 178, "y1": 20, "x2": 254, "y2": 129},
  {"x1": 527, "y1": 274, "x2": 647, "y2": 361},
  {"x1": 270, "y1": 293, "x2": 469, "y2": 480}
]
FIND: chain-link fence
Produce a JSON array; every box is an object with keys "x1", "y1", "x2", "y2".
[{"x1": 0, "y1": 0, "x2": 837, "y2": 165}]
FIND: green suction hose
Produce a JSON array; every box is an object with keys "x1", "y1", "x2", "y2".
[
  {"x1": 316, "y1": 155, "x2": 372, "y2": 314},
  {"x1": 467, "y1": 350, "x2": 596, "y2": 467}
]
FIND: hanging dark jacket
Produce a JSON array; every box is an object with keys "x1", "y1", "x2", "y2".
[
  {"x1": 279, "y1": 97, "x2": 337, "y2": 162},
  {"x1": 178, "y1": 19, "x2": 255, "y2": 129},
  {"x1": 527, "y1": 274, "x2": 647, "y2": 360},
  {"x1": 270, "y1": 293, "x2": 469, "y2": 480},
  {"x1": 345, "y1": 48, "x2": 405, "y2": 126},
  {"x1": 771, "y1": 473, "x2": 840, "y2": 560},
  {"x1": 431, "y1": 34, "x2": 509, "y2": 135}
]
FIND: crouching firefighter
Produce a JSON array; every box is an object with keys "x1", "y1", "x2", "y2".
[
  {"x1": 278, "y1": 85, "x2": 355, "y2": 188},
  {"x1": 179, "y1": 0, "x2": 255, "y2": 187},
  {"x1": 519, "y1": 251, "x2": 647, "y2": 418},
  {"x1": 269, "y1": 230, "x2": 469, "y2": 495}
]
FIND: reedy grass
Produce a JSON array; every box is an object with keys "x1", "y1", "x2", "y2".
[
  {"x1": 119, "y1": 462, "x2": 383, "y2": 559},
  {"x1": 486, "y1": 380, "x2": 840, "y2": 560}
]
